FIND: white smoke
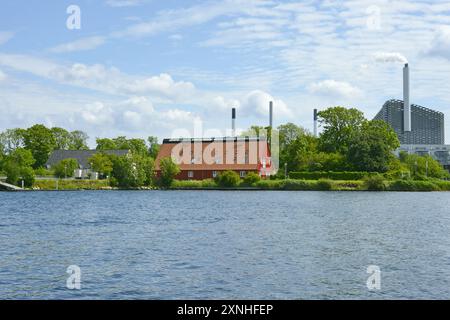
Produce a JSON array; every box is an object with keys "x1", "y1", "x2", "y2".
[{"x1": 373, "y1": 52, "x2": 408, "y2": 64}]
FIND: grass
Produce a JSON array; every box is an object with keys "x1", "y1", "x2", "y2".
[{"x1": 33, "y1": 179, "x2": 110, "y2": 190}]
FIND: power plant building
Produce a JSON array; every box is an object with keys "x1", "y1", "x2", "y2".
[{"x1": 373, "y1": 99, "x2": 445, "y2": 145}]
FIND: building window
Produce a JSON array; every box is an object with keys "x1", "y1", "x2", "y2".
[
  {"x1": 212, "y1": 171, "x2": 218, "y2": 178},
  {"x1": 188, "y1": 171, "x2": 194, "y2": 178},
  {"x1": 240, "y1": 171, "x2": 246, "y2": 178}
]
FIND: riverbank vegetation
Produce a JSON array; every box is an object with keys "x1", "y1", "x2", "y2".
[{"x1": 1, "y1": 106, "x2": 449, "y2": 192}]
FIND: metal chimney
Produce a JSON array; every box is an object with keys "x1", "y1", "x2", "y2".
[
  {"x1": 232, "y1": 107, "x2": 236, "y2": 136},
  {"x1": 269, "y1": 101, "x2": 273, "y2": 128},
  {"x1": 403, "y1": 63, "x2": 411, "y2": 132},
  {"x1": 313, "y1": 109, "x2": 318, "y2": 137}
]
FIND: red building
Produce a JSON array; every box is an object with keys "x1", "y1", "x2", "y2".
[{"x1": 155, "y1": 137, "x2": 272, "y2": 180}]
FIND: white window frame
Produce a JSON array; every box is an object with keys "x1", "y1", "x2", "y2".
[
  {"x1": 240, "y1": 171, "x2": 246, "y2": 178},
  {"x1": 212, "y1": 171, "x2": 218, "y2": 178},
  {"x1": 188, "y1": 171, "x2": 194, "y2": 178}
]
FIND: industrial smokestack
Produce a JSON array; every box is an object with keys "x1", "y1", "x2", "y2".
[
  {"x1": 232, "y1": 107, "x2": 236, "y2": 136},
  {"x1": 403, "y1": 63, "x2": 411, "y2": 132},
  {"x1": 313, "y1": 109, "x2": 318, "y2": 137},
  {"x1": 269, "y1": 101, "x2": 273, "y2": 129}
]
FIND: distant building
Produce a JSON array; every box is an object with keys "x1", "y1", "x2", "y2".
[
  {"x1": 46, "y1": 149, "x2": 130, "y2": 179},
  {"x1": 374, "y1": 99, "x2": 445, "y2": 145},
  {"x1": 155, "y1": 137, "x2": 272, "y2": 180}
]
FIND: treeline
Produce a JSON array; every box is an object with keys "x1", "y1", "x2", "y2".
[
  {"x1": 0, "y1": 124, "x2": 163, "y2": 188},
  {"x1": 275, "y1": 106, "x2": 449, "y2": 180}
]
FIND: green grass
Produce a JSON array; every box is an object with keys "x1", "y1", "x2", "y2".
[{"x1": 33, "y1": 179, "x2": 110, "y2": 190}]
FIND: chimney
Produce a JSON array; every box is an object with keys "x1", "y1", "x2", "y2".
[
  {"x1": 269, "y1": 101, "x2": 273, "y2": 128},
  {"x1": 232, "y1": 107, "x2": 236, "y2": 136},
  {"x1": 403, "y1": 63, "x2": 411, "y2": 132},
  {"x1": 313, "y1": 109, "x2": 318, "y2": 137}
]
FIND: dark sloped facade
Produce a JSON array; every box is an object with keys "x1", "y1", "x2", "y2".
[{"x1": 374, "y1": 99, "x2": 445, "y2": 145}]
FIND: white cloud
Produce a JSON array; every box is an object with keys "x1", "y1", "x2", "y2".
[
  {"x1": 49, "y1": 36, "x2": 106, "y2": 53},
  {"x1": 0, "y1": 31, "x2": 13, "y2": 45},
  {"x1": 105, "y1": 0, "x2": 147, "y2": 7},
  {"x1": 308, "y1": 80, "x2": 363, "y2": 100},
  {"x1": 239, "y1": 90, "x2": 292, "y2": 118},
  {"x1": 426, "y1": 26, "x2": 450, "y2": 60},
  {"x1": 0, "y1": 69, "x2": 6, "y2": 81}
]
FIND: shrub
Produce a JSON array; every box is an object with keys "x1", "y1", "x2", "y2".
[
  {"x1": 243, "y1": 172, "x2": 261, "y2": 186},
  {"x1": 255, "y1": 179, "x2": 286, "y2": 190},
  {"x1": 284, "y1": 179, "x2": 315, "y2": 190},
  {"x1": 53, "y1": 158, "x2": 79, "y2": 178},
  {"x1": 289, "y1": 171, "x2": 373, "y2": 181},
  {"x1": 20, "y1": 167, "x2": 35, "y2": 188},
  {"x1": 4, "y1": 163, "x2": 20, "y2": 185},
  {"x1": 215, "y1": 170, "x2": 241, "y2": 188},
  {"x1": 388, "y1": 180, "x2": 439, "y2": 192},
  {"x1": 159, "y1": 157, "x2": 180, "y2": 188},
  {"x1": 363, "y1": 174, "x2": 386, "y2": 191},
  {"x1": 316, "y1": 179, "x2": 333, "y2": 191}
]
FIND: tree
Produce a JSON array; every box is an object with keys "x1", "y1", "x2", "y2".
[
  {"x1": 89, "y1": 153, "x2": 113, "y2": 178},
  {"x1": 110, "y1": 154, "x2": 147, "y2": 188},
  {"x1": 4, "y1": 162, "x2": 20, "y2": 185},
  {"x1": 159, "y1": 157, "x2": 180, "y2": 188},
  {"x1": 69, "y1": 131, "x2": 89, "y2": 150},
  {"x1": 278, "y1": 123, "x2": 307, "y2": 150},
  {"x1": 347, "y1": 120, "x2": 400, "y2": 172},
  {"x1": 143, "y1": 157, "x2": 155, "y2": 186},
  {"x1": 0, "y1": 128, "x2": 26, "y2": 154},
  {"x1": 148, "y1": 136, "x2": 160, "y2": 159},
  {"x1": 318, "y1": 106, "x2": 366, "y2": 153},
  {"x1": 51, "y1": 127, "x2": 71, "y2": 150},
  {"x1": 400, "y1": 153, "x2": 449, "y2": 179},
  {"x1": 6, "y1": 148, "x2": 35, "y2": 168},
  {"x1": 23, "y1": 124, "x2": 56, "y2": 168},
  {"x1": 53, "y1": 158, "x2": 79, "y2": 178},
  {"x1": 215, "y1": 170, "x2": 241, "y2": 188},
  {"x1": 96, "y1": 138, "x2": 117, "y2": 150}
]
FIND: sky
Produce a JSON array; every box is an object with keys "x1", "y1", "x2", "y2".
[{"x1": 1, "y1": 0, "x2": 450, "y2": 147}]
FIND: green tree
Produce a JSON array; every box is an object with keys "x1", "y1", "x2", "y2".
[
  {"x1": 147, "y1": 136, "x2": 160, "y2": 159},
  {"x1": 23, "y1": 124, "x2": 56, "y2": 168},
  {"x1": 6, "y1": 148, "x2": 35, "y2": 168},
  {"x1": 4, "y1": 162, "x2": 20, "y2": 185},
  {"x1": 51, "y1": 127, "x2": 71, "y2": 150},
  {"x1": 69, "y1": 131, "x2": 89, "y2": 150},
  {"x1": 401, "y1": 153, "x2": 449, "y2": 179},
  {"x1": 0, "y1": 128, "x2": 26, "y2": 154},
  {"x1": 53, "y1": 158, "x2": 79, "y2": 179},
  {"x1": 89, "y1": 153, "x2": 113, "y2": 178},
  {"x1": 96, "y1": 138, "x2": 117, "y2": 150},
  {"x1": 110, "y1": 154, "x2": 147, "y2": 188},
  {"x1": 20, "y1": 167, "x2": 35, "y2": 188},
  {"x1": 347, "y1": 120, "x2": 400, "y2": 172},
  {"x1": 318, "y1": 106, "x2": 366, "y2": 153},
  {"x1": 243, "y1": 172, "x2": 261, "y2": 185},
  {"x1": 159, "y1": 157, "x2": 180, "y2": 188},
  {"x1": 215, "y1": 170, "x2": 241, "y2": 188}
]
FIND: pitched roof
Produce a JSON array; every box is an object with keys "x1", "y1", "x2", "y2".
[
  {"x1": 46, "y1": 150, "x2": 129, "y2": 169},
  {"x1": 155, "y1": 137, "x2": 270, "y2": 171}
]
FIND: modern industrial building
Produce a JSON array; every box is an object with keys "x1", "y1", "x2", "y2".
[
  {"x1": 374, "y1": 99, "x2": 445, "y2": 145},
  {"x1": 372, "y1": 63, "x2": 450, "y2": 170}
]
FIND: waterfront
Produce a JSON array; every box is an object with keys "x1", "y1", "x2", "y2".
[{"x1": 1, "y1": 191, "x2": 450, "y2": 299}]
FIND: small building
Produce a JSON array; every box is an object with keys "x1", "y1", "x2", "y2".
[
  {"x1": 155, "y1": 137, "x2": 272, "y2": 180},
  {"x1": 45, "y1": 149, "x2": 130, "y2": 179}
]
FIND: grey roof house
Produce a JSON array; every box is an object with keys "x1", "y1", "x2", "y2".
[{"x1": 46, "y1": 150, "x2": 130, "y2": 169}]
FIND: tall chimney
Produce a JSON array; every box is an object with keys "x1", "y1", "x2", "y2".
[
  {"x1": 313, "y1": 109, "x2": 318, "y2": 137},
  {"x1": 403, "y1": 63, "x2": 411, "y2": 132},
  {"x1": 232, "y1": 107, "x2": 236, "y2": 136},
  {"x1": 269, "y1": 101, "x2": 273, "y2": 128}
]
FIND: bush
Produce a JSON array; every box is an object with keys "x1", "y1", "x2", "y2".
[
  {"x1": 284, "y1": 179, "x2": 316, "y2": 190},
  {"x1": 316, "y1": 178, "x2": 333, "y2": 191},
  {"x1": 34, "y1": 167, "x2": 54, "y2": 177},
  {"x1": 215, "y1": 170, "x2": 241, "y2": 188},
  {"x1": 363, "y1": 174, "x2": 386, "y2": 191},
  {"x1": 289, "y1": 171, "x2": 373, "y2": 180},
  {"x1": 53, "y1": 158, "x2": 79, "y2": 178},
  {"x1": 20, "y1": 167, "x2": 35, "y2": 188},
  {"x1": 388, "y1": 180, "x2": 440, "y2": 192},
  {"x1": 4, "y1": 163, "x2": 20, "y2": 185},
  {"x1": 255, "y1": 179, "x2": 286, "y2": 190},
  {"x1": 159, "y1": 157, "x2": 180, "y2": 188},
  {"x1": 243, "y1": 172, "x2": 261, "y2": 186}
]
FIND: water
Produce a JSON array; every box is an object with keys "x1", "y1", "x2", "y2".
[{"x1": 1, "y1": 190, "x2": 450, "y2": 299}]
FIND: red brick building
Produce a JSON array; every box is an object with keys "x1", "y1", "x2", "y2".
[{"x1": 155, "y1": 137, "x2": 272, "y2": 180}]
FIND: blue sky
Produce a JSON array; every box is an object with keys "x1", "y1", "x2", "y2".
[{"x1": 1, "y1": 0, "x2": 450, "y2": 146}]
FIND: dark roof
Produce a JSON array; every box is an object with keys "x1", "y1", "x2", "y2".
[
  {"x1": 162, "y1": 136, "x2": 267, "y2": 144},
  {"x1": 46, "y1": 150, "x2": 129, "y2": 169}
]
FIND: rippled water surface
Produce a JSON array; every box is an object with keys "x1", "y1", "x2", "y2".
[{"x1": 1, "y1": 190, "x2": 450, "y2": 299}]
